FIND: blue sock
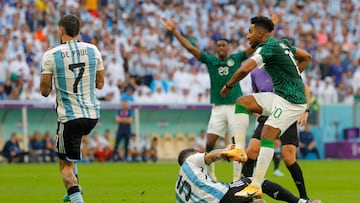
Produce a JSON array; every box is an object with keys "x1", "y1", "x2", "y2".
[{"x1": 69, "y1": 192, "x2": 84, "y2": 203}]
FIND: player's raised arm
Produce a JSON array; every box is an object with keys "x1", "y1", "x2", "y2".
[
  {"x1": 161, "y1": 17, "x2": 201, "y2": 60},
  {"x1": 294, "y1": 48, "x2": 312, "y2": 73}
]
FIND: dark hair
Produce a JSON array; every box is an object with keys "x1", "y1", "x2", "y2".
[
  {"x1": 58, "y1": 14, "x2": 80, "y2": 37},
  {"x1": 217, "y1": 38, "x2": 230, "y2": 44},
  {"x1": 250, "y1": 16, "x2": 274, "y2": 33},
  {"x1": 178, "y1": 148, "x2": 197, "y2": 166}
]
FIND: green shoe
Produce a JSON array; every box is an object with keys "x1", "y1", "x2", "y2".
[
  {"x1": 62, "y1": 194, "x2": 70, "y2": 202},
  {"x1": 62, "y1": 185, "x2": 82, "y2": 202}
]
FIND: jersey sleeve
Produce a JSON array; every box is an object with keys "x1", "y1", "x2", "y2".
[
  {"x1": 199, "y1": 52, "x2": 216, "y2": 64},
  {"x1": 93, "y1": 46, "x2": 105, "y2": 71},
  {"x1": 250, "y1": 48, "x2": 265, "y2": 67},
  {"x1": 187, "y1": 153, "x2": 206, "y2": 168},
  {"x1": 281, "y1": 38, "x2": 297, "y2": 54},
  {"x1": 41, "y1": 51, "x2": 54, "y2": 75},
  {"x1": 233, "y1": 51, "x2": 247, "y2": 62}
]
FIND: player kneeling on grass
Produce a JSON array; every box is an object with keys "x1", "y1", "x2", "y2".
[{"x1": 175, "y1": 144, "x2": 321, "y2": 203}]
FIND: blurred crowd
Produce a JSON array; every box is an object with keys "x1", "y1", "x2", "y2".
[
  {"x1": 1, "y1": 0, "x2": 360, "y2": 105},
  {"x1": 1, "y1": 130, "x2": 158, "y2": 163}
]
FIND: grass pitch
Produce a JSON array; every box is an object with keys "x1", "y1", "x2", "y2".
[{"x1": 0, "y1": 160, "x2": 358, "y2": 203}]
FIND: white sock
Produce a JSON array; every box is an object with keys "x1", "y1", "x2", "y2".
[
  {"x1": 233, "y1": 161, "x2": 242, "y2": 181},
  {"x1": 298, "y1": 199, "x2": 307, "y2": 203},
  {"x1": 232, "y1": 114, "x2": 248, "y2": 150},
  {"x1": 69, "y1": 192, "x2": 84, "y2": 203},
  {"x1": 73, "y1": 162, "x2": 78, "y2": 176},
  {"x1": 252, "y1": 146, "x2": 274, "y2": 187}
]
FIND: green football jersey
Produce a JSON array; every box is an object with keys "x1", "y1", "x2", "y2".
[
  {"x1": 199, "y1": 51, "x2": 246, "y2": 105},
  {"x1": 255, "y1": 37, "x2": 306, "y2": 104}
]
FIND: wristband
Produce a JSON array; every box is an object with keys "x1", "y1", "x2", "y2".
[
  {"x1": 225, "y1": 83, "x2": 233, "y2": 89},
  {"x1": 305, "y1": 109, "x2": 310, "y2": 113}
]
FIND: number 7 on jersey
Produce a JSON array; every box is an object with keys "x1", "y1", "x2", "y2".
[{"x1": 69, "y1": 63, "x2": 85, "y2": 93}]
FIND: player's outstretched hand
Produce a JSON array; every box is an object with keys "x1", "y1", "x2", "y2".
[
  {"x1": 161, "y1": 17, "x2": 175, "y2": 32},
  {"x1": 270, "y1": 10, "x2": 282, "y2": 25}
]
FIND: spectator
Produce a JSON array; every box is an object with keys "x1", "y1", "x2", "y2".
[
  {"x1": 145, "y1": 135, "x2": 158, "y2": 163},
  {"x1": 43, "y1": 131, "x2": 57, "y2": 163},
  {"x1": 0, "y1": 50, "x2": 9, "y2": 84},
  {"x1": 352, "y1": 62, "x2": 360, "y2": 92},
  {"x1": 28, "y1": 131, "x2": 45, "y2": 163},
  {"x1": 0, "y1": 83, "x2": 8, "y2": 100},
  {"x1": 318, "y1": 77, "x2": 338, "y2": 104},
  {"x1": 106, "y1": 55, "x2": 126, "y2": 87},
  {"x1": 127, "y1": 133, "x2": 142, "y2": 162},
  {"x1": 104, "y1": 129, "x2": 115, "y2": 148},
  {"x1": 299, "y1": 124, "x2": 320, "y2": 160},
  {"x1": 121, "y1": 85, "x2": 135, "y2": 102},
  {"x1": 194, "y1": 129, "x2": 207, "y2": 153},
  {"x1": 1, "y1": 0, "x2": 360, "y2": 107},
  {"x1": 113, "y1": 100, "x2": 133, "y2": 161},
  {"x1": 80, "y1": 136, "x2": 93, "y2": 163},
  {"x1": 151, "y1": 85, "x2": 167, "y2": 104},
  {"x1": 133, "y1": 85, "x2": 152, "y2": 103},
  {"x1": 2, "y1": 133, "x2": 26, "y2": 163},
  {"x1": 89, "y1": 132, "x2": 112, "y2": 162}
]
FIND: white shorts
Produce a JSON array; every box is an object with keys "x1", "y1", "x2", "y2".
[
  {"x1": 252, "y1": 92, "x2": 306, "y2": 135},
  {"x1": 207, "y1": 104, "x2": 241, "y2": 137}
]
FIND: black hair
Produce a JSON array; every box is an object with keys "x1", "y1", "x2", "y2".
[
  {"x1": 58, "y1": 14, "x2": 80, "y2": 37},
  {"x1": 178, "y1": 148, "x2": 198, "y2": 166},
  {"x1": 217, "y1": 38, "x2": 230, "y2": 44},
  {"x1": 250, "y1": 16, "x2": 274, "y2": 33}
]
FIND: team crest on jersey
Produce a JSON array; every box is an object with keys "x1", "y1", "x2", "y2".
[{"x1": 227, "y1": 59, "x2": 234, "y2": 67}]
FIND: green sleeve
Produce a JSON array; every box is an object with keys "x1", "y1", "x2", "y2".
[
  {"x1": 199, "y1": 52, "x2": 215, "y2": 64},
  {"x1": 233, "y1": 51, "x2": 247, "y2": 61}
]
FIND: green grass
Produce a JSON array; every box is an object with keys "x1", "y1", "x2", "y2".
[{"x1": 0, "y1": 160, "x2": 359, "y2": 203}]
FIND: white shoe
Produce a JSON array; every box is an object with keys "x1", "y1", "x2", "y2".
[{"x1": 273, "y1": 169, "x2": 284, "y2": 176}]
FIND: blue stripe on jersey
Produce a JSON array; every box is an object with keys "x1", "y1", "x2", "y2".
[
  {"x1": 87, "y1": 47, "x2": 100, "y2": 118},
  {"x1": 74, "y1": 41, "x2": 90, "y2": 117},
  {"x1": 182, "y1": 162, "x2": 224, "y2": 202},
  {"x1": 175, "y1": 193, "x2": 186, "y2": 203},
  {"x1": 67, "y1": 42, "x2": 86, "y2": 117},
  {"x1": 53, "y1": 50, "x2": 75, "y2": 120},
  {"x1": 184, "y1": 183, "x2": 203, "y2": 203}
]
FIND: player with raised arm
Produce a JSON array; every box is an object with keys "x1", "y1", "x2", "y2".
[
  {"x1": 220, "y1": 16, "x2": 312, "y2": 198},
  {"x1": 40, "y1": 14, "x2": 104, "y2": 203},
  {"x1": 161, "y1": 16, "x2": 253, "y2": 182}
]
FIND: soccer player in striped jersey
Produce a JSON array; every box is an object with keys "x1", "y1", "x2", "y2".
[
  {"x1": 40, "y1": 14, "x2": 104, "y2": 203},
  {"x1": 176, "y1": 147, "x2": 321, "y2": 203},
  {"x1": 221, "y1": 16, "x2": 312, "y2": 198}
]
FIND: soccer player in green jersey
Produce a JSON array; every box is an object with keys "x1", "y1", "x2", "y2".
[
  {"x1": 161, "y1": 16, "x2": 254, "y2": 182},
  {"x1": 221, "y1": 16, "x2": 312, "y2": 198}
]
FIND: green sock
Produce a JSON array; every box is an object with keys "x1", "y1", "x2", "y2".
[{"x1": 235, "y1": 103, "x2": 250, "y2": 114}]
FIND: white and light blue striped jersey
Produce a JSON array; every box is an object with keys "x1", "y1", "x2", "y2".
[
  {"x1": 41, "y1": 40, "x2": 104, "y2": 123},
  {"x1": 175, "y1": 153, "x2": 229, "y2": 203}
]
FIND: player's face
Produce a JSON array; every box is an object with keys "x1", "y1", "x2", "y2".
[
  {"x1": 216, "y1": 40, "x2": 229, "y2": 59},
  {"x1": 247, "y1": 24, "x2": 261, "y2": 48}
]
